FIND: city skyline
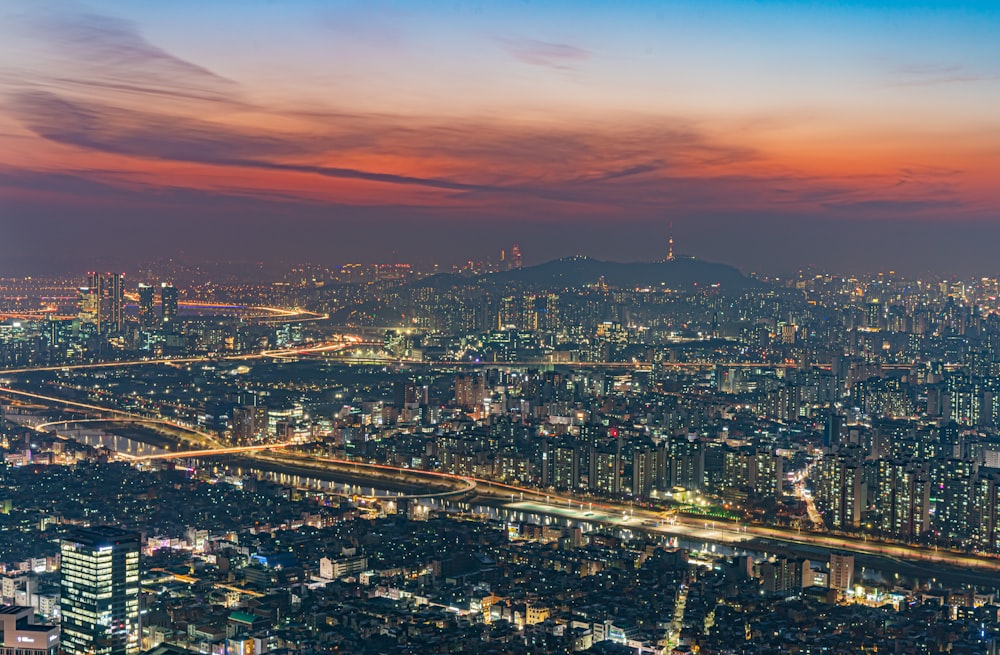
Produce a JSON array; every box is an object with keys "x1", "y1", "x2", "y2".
[{"x1": 2, "y1": 1, "x2": 1000, "y2": 275}]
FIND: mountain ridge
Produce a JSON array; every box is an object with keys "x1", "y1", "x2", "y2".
[{"x1": 414, "y1": 256, "x2": 764, "y2": 292}]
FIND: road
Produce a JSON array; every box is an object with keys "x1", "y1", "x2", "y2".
[
  {"x1": 0, "y1": 335, "x2": 365, "y2": 376},
  {"x1": 0, "y1": 303, "x2": 328, "y2": 324}
]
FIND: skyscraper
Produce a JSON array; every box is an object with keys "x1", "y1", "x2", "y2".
[
  {"x1": 105, "y1": 273, "x2": 124, "y2": 334},
  {"x1": 60, "y1": 527, "x2": 140, "y2": 655},
  {"x1": 160, "y1": 283, "x2": 178, "y2": 326},
  {"x1": 137, "y1": 284, "x2": 156, "y2": 328},
  {"x1": 85, "y1": 272, "x2": 103, "y2": 332},
  {"x1": 77, "y1": 286, "x2": 99, "y2": 330},
  {"x1": 79, "y1": 272, "x2": 124, "y2": 334}
]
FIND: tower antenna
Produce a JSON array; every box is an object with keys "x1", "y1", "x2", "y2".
[{"x1": 667, "y1": 222, "x2": 675, "y2": 261}]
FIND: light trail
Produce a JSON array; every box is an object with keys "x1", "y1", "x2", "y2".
[
  {"x1": 30, "y1": 417, "x2": 293, "y2": 461},
  {"x1": 0, "y1": 303, "x2": 328, "y2": 324},
  {"x1": 0, "y1": 336, "x2": 364, "y2": 375},
  {"x1": 260, "y1": 335, "x2": 364, "y2": 358},
  {"x1": 131, "y1": 443, "x2": 293, "y2": 461},
  {"x1": 250, "y1": 452, "x2": 477, "y2": 499},
  {"x1": 0, "y1": 388, "x2": 224, "y2": 448}
]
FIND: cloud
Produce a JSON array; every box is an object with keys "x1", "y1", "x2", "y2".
[
  {"x1": 885, "y1": 62, "x2": 994, "y2": 88},
  {"x1": 497, "y1": 36, "x2": 590, "y2": 69},
  {"x1": 11, "y1": 9, "x2": 241, "y2": 107},
  {"x1": 7, "y1": 87, "x2": 767, "y2": 207},
  {"x1": 8, "y1": 90, "x2": 505, "y2": 194},
  {"x1": 893, "y1": 63, "x2": 964, "y2": 76},
  {"x1": 822, "y1": 198, "x2": 963, "y2": 212}
]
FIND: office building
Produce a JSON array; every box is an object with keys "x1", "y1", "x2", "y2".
[{"x1": 60, "y1": 527, "x2": 140, "y2": 655}]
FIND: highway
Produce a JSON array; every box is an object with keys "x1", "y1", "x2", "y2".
[
  {"x1": 0, "y1": 303, "x2": 328, "y2": 324},
  {"x1": 0, "y1": 335, "x2": 365, "y2": 376},
  {"x1": 14, "y1": 409, "x2": 302, "y2": 462}
]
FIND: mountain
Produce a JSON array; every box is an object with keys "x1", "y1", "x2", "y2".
[{"x1": 415, "y1": 256, "x2": 763, "y2": 292}]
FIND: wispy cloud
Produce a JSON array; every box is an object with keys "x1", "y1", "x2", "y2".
[
  {"x1": 497, "y1": 36, "x2": 590, "y2": 69},
  {"x1": 885, "y1": 62, "x2": 994, "y2": 87},
  {"x1": 7, "y1": 91, "x2": 504, "y2": 194},
  {"x1": 9, "y1": 9, "x2": 241, "y2": 107}
]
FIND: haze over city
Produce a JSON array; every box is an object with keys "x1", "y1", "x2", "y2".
[{"x1": 2, "y1": 1, "x2": 1000, "y2": 274}]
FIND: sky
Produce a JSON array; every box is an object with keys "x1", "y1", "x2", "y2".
[{"x1": 1, "y1": 0, "x2": 999, "y2": 276}]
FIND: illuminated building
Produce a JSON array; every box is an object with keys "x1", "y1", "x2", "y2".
[
  {"x1": 874, "y1": 459, "x2": 930, "y2": 540},
  {"x1": 759, "y1": 557, "x2": 803, "y2": 595},
  {"x1": 105, "y1": 273, "x2": 124, "y2": 334},
  {"x1": 160, "y1": 284, "x2": 178, "y2": 326},
  {"x1": 865, "y1": 299, "x2": 881, "y2": 330},
  {"x1": 631, "y1": 447, "x2": 657, "y2": 497},
  {"x1": 77, "y1": 286, "x2": 99, "y2": 329},
  {"x1": 232, "y1": 405, "x2": 268, "y2": 444},
  {"x1": 87, "y1": 272, "x2": 102, "y2": 329},
  {"x1": 454, "y1": 372, "x2": 486, "y2": 409},
  {"x1": 60, "y1": 527, "x2": 140, "y2": 655},
  {"x1": 0, "y1": 606, "x2": 59, "y2": 655},
  {"x1": 666, "y1": 436, "x2": 704, "y2": 491},
  {"x1": 813, "y1": 448, "x2": 865, "y2": 530},
  {"x1": 546, "y1": 442, "x2": 579, "y2": 490},
  {"x1": 137, "y1": 284, "x2": 156, "y2": 328},
  {"x1": 828, "y1": 552, "x2": 854, "y2": 591},
  {"x1": 589, "y1": 441, "x2": 621, "y2": 495},
  {"x1": 77, "y1": 273, "x2": 124, "y2": 334}
]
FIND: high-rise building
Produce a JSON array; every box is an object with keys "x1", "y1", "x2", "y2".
[
  {"x1": 60, "y1": 527, "x2": 140, "y2": 655},
  {"x1": 105, "y1": 273, "x2": 124, "y2": 334},
  {"x1": 78, "y1": 272, "x2": 124, "y2": 334},
  {"x1": 87, "y1": 272, "x2": 102, "y2": 329},
  {"x1": 232, "y1": 405, "x2": 268, "y2": 444},
  {"x1": 828, "y1": 552, "x2": 854, "y2": 591},
  {"x1": 137, "y1": 284, "x2": 156, "y2": 328},
  {"x1": 454, "y1": 373, "x2": 486, "y2": 409},
  {"x1": 77, "y1": 286, "x2": 99, "y2": 330},
  {"x1": 160, "y1": 284, "x2": 178, "y2": 326}
]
